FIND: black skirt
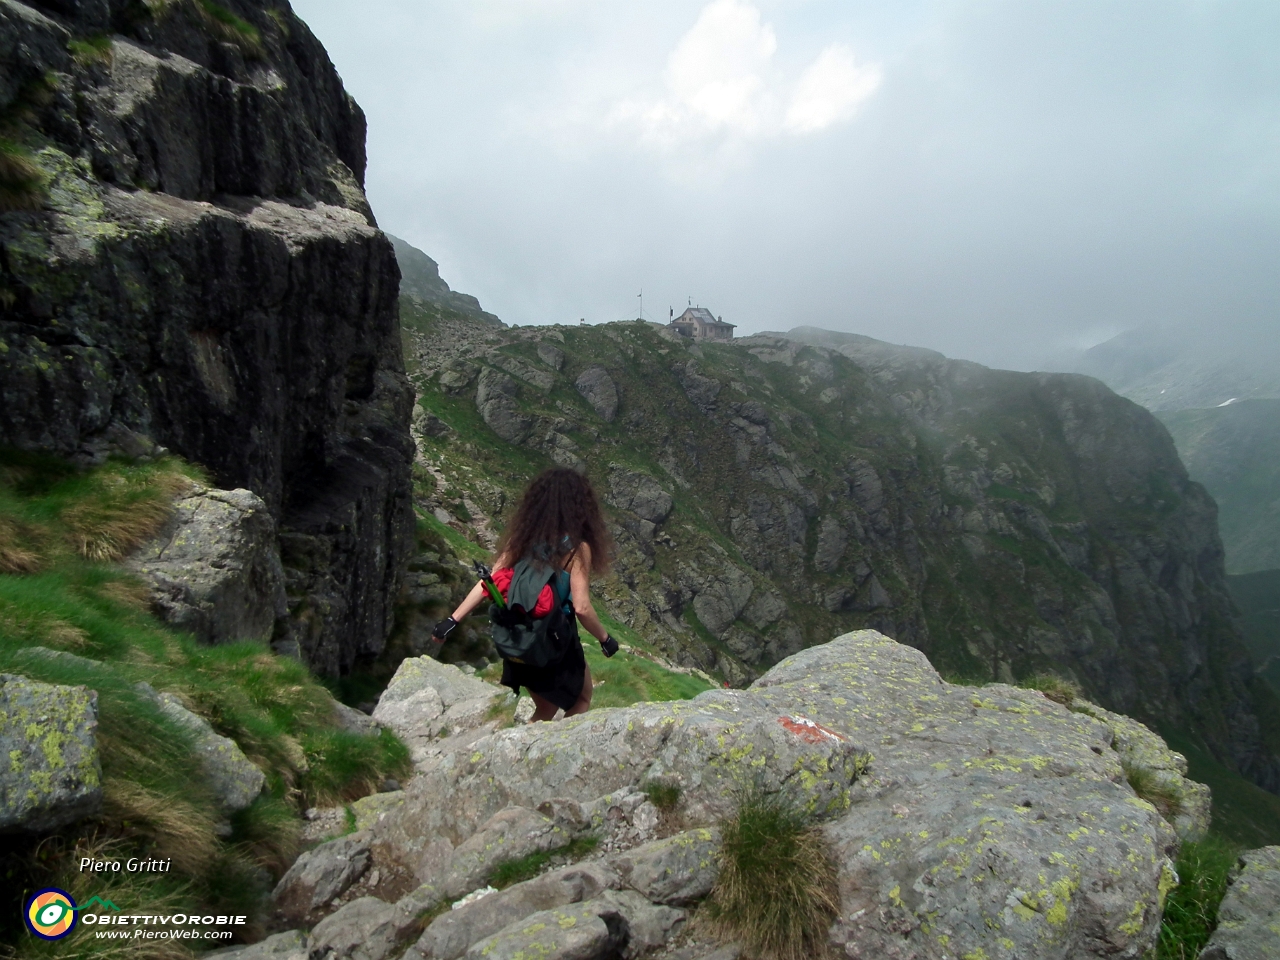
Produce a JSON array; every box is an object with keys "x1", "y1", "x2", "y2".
[{"x1": 501, "y1": 638, "x2": 587, "y2": 711}]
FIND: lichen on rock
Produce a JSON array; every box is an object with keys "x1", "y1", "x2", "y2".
[{"x1": 0, "y1": 672, "x2": 102, "y2": 831}]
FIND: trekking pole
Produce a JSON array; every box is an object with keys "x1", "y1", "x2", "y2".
[{"x1": 473, "y1": 561, "x2": 507, "y2": 608}]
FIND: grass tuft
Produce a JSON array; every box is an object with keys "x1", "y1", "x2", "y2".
[
  {"x1": 61, "y1": 466, "x2": 193, "y2": 561},
  {"x1": 486, "y1": 835, "x2": 600, "y2": 889},
  {"x1": 1123, "y1": 760, "x2": 1184, "y2": 820},
  {"x1": 68, "y1": 35, "x2": 114, "y2": 67},
  {"x1": 1155, "y1": 835, "x2": 1239, "y2": 959},
  {"x1": 706, "y1": 786, "x2": 840, "y2": 960},
  {"x1": 0, "y1": 139, "x2": 46, "y2": 212},
  {"x1": 641, "y1": 779, "x2": 681, "y2": 811},
  {"x1": 196, "y1": 0, "x2": 264, "y2": 56},
  {"x1": 1021, "y1": 672, "x2": 1081, "y2": 706}
]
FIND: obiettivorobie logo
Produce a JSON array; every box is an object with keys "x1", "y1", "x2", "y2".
[
  {"x1": 23, "y1": 888, "x2": 245, "y2": 944},
  {"x1": 23, "y1": 889, "x2": 119, "y2": 940},
  {"x1": 24, "y1": 890, "x2": 122, "y2": 940}
]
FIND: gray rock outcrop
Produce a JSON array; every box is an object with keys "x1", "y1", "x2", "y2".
[
  {"x1": 608, "y1": 465, "x2": 673, "y2": 524},
  {"x1": 1199, "y1": 845, "x2": 1280, "y2": 960},
  {"x1": 462, "y1": 900, "x2": 629, "y2": 960},
  {"x1": 411, "y1": 862, "x2": 617, "y2": 960},
  {"x1": 364, "y1": 631, "x2": 1196, "y2": 959},
  {"x1": 575, "y1": 366, "x2": 619, "y2": 421},
  {"x1": 126, "y1": 485, "x2": 287, "y2": 646},
  {"x1": 0, "y1": 674, "x2": 101, "y2": 831},
  {"x1": 272, "y1": 833, "x2": 371, "y2": 926},
  {"x1": 307, "y1": 895, "x2": 421, "y2": 960},
  {"x1": 475, "y1": 368, "x2": 533, "y2": 444},
  {"x1": 371, "y1": 656, "x2": 507, "y2": 765},
  {"x1": 607, "y1": 830, "x2": 720, "y2": 906},
  {"x1": 0, "y1": 0, "x2": 414, "y2": 677},
  {"x1": 1072, "y1": 699, "x2": 1213, "y2": 842},
  {"x1": 207, "y1": 930, "x2": 307, "y2": 960}
]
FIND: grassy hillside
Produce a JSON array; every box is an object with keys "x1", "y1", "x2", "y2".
[
  {"x1": 1158, "y1": 399, "x2": 1280, "y2": 574},
  {"x1": 0, "y1": 450, "x2": 409, "y2": 958}
]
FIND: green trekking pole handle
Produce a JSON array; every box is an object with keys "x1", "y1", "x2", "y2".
[{"x1": 474, "y1": 561, "x2": 507, "y2": 608}]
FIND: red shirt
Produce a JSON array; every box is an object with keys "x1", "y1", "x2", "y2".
[{"x1": 491, "y1": 567, "x2": 556, "y2": 617}]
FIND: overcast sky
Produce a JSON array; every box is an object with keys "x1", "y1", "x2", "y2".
[{"x1": 291, "y1": 0, "x2": 1279, "y2": 371}]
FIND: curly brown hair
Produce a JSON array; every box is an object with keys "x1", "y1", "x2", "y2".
[{"x1": 496, "y1": 468, "x2": 613, "y2": 574}]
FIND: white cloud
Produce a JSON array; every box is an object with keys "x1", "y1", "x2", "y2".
[
  {"x1": 613, "y1": 0, "x2": 878, "y2": 146},
  {"x1": 785, "y1": 44, "x2": 882, "y2": 133},
  {"x1": 666, "y1": 0, "x2": 776, "y2": 133}
]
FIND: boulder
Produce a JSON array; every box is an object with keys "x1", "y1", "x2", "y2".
[
  {"x1": 206, "y1": 930, "x2": 307, "y2": 960},
  {"x1": 595, "y1": 889, "x2": 686, "y2": 959},
  {"x1": 676, "y1": 362, "x2": 722, "y2": 413},
  {"x1": 374, "y1": 691, "x2": 868, "y2": 876},
  {"x1": 371, "y1": 657, "x2": 506, "y2": 765},
  {"x1": 440, "y1": 806, "x2": 571, "y2": 896},
  {"x1": 125, "y1": 485, "x2": 287, "y2": 646},
  {"x1": 813, "y1": 516, "x2": 847, "y2": 573},
  {"x1": 575, "y1": 366, "x2": 618, "y2": 422},
  {"x1": 491, "y1": 355, "x2": 555, "y2": 393},
  {"x1": 143, "y1": 688, "x2": 265, "y2": 813},
  {"x1": 538, "y1": 343, "x2": 565, "y2": 371},
  {"x1": 372, "y1": 631, "x2": 1189, "y2": 960},
  {"x1": 414, "y1": 862, "x2": 618, "y2": 960},
  {"x1": 1071, "y1": 699, "x2": 1212, "y2": 842},
  {"x1": 412, "y1": 405, "x2": 454, "y2": 441},
  {"x1": 608, "y1": 830, "x2": 719, "y2": 906},
  {"x1": 475, "y1": 368, "x2": 532, "y2": 444},
  {"x1": 462, "y1": 899, "x2": 628, "y2": 960},
  {"x1": 306, "y1": 896, "x2": 419, "y2": 960},
  {"x1": 350, "y1": 792, "x2": 404, "y2": 833},
  {"x1": 607, "y1": 465, "x2": 673, "y2": 524},
  {"x1": 1199, "y1": 845, "x2": 1280, "y2": 960},
  {"x1": 0, "y1": 674, "x2": 101, "y2": 831},
  {"x1": 272, "y1": 833, "x2": 371, "y2": 925},
  {"x1": 751, "y1": 632, "x2": 1180, "y2": 960},
  {"x1": 332, "y1": 699, "x2": 379, "y2": 736},
  {"x1": 690, "y1": 564, "x2": 755, "y2": 639}
]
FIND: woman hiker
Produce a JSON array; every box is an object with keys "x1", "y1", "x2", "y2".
[{"x1": 430, "y1": 468, "x2": 620, "y2": 721}]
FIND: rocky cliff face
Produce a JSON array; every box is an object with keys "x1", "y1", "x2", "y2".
[
  {"x1": 0, "y1": 0, "x2": 413, "y2": 673},
  {"x1": 403, "y1": 313, "x2": 1280, "y2": 796}
]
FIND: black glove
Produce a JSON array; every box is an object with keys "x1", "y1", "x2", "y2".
[
  {"x1": 600, "y1": 634, "x2": 619, "y2": 658},
  {"x1": 431, "y1": 617, "x2": 458, "y2": 644}
]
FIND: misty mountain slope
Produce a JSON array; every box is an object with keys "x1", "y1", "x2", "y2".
[
  {"x1": 1228, "y1": 570, "x2": 1280, "y2": 697},
  {"x1": 1056, "y1": 328, "x2": 1280, "y2": 412},
  {"x1": 388, "y1": 233, "x2": 504, "y2": 327},
  {"x1": 1157, "y1": 400, "x2": 1280, "y2": 575},
  {"x1": 399, "y1": 306, "x2": 1280, "y2": 795}
]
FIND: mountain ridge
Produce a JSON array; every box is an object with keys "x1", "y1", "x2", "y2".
[{"x1": 396, "y1": 288, "x2": 1280, "y2": 798}]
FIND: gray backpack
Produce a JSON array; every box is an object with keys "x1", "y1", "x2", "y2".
[{"x1": 489, "y1": 559, "x2": 576, "y2": 667}]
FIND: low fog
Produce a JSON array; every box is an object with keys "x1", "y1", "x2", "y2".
[{"x1": 291, "y1": 0, "x2": 1280, "y2": 372}]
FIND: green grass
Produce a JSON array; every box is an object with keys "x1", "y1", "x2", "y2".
[
  {"x1": 706, "y1": 786, "x2": 840, "y2": 960},
  {"x1": 197, "y1": 0, "x2": 264, "y2": 55},
  {"x1": 0, "y1": 450, "x2": 410, "y2": 957},
  {"x1": 1121, "y1": 760, "x2": 1183, "y2": 820},
  {"x1": 1019, "y1": 672, "x2": 1081, "y2": 706},
  {"x1": 584, "y1": 639, "x2": 712, "y2": 708},
  {"x1": 0, "y1": 138, "x2": 45, "y2": 212},
  {"x1": 486, "y1": 835, "x2": 600, "y2": 889},
  {"x1": 67, "y1": 35, "x2": 113, "y2": 66},
  {"x1": 1155, "y1": 836, "x2": 1239, "y2": 960},
  {"x1": 641, "y1": 779, "x2": 681, "y2": 810},
  {"x1": 416, "y1": 509, "x2": 488, "y2": 562}
]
